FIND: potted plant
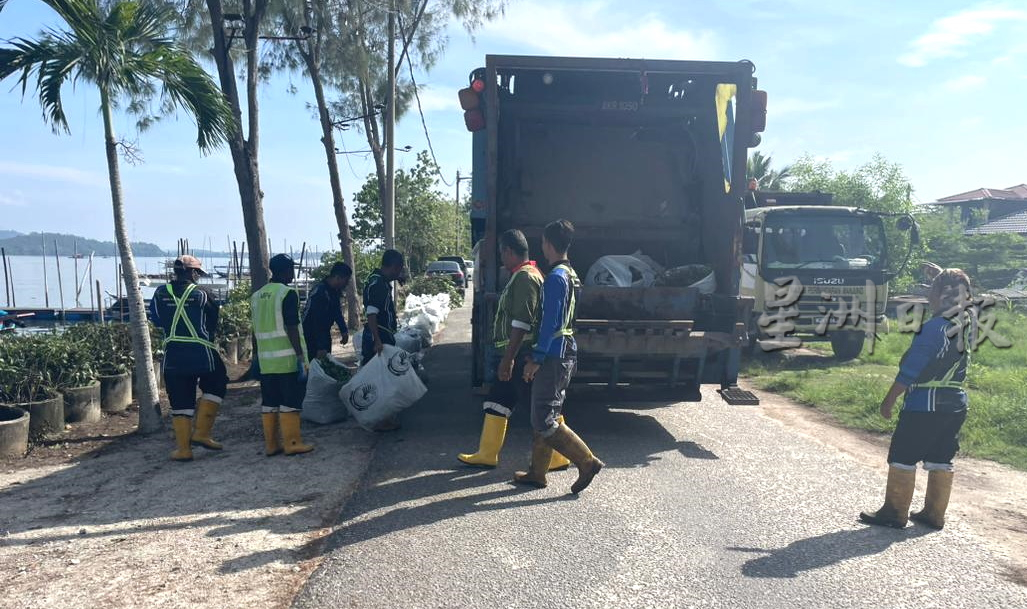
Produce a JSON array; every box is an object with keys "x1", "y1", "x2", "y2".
[
  {"x1": 49, "y1": 333, "x2": 100, "y2": 424},
  {"x1": 67, "y1": 324, "x2": 134, "y2": 413},
  {"x1": 216, "y1": 282, "x2": 252, "y2": 365},
  {"x1": 0, "y1": 334, "x2": 64, "y2": 440}
]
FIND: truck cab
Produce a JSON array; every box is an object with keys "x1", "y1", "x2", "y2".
[{"x1": 741, "y1": 191, "x2": 918, "y2": 359}]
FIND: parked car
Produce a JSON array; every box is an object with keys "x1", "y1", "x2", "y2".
[
  {"x1": 426, "y1": 260, "x2": 466, "y2": 288},
  {"x1": 438, "y1": 256, "x2": 468, "y2": 277},
  {"x1": 464, "y1": 259, "x2": 474, "y2": 282}
]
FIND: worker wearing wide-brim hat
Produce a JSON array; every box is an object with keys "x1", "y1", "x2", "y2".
[{"x1": 148, "y1": 255, "x2": 228, "y2": 461}]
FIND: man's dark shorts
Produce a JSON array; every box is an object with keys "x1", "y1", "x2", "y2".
[
  {"x1": 260, "y1": 372, "x2": 305, "y2": 410},
  {"x1": 887, "y1": 410, "x2": 968, "y2": 467},
  {"x1": 360, "y1": 327, "x2": 396, "y2": 366},
  {"x1": 484, "y1": 348, "x2": 530, "y2": 418},
  {"x1": 164, "y1": 357, "x2": 228, "y2": 412}
]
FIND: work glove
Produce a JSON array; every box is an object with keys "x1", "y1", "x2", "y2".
[{"x1": 296, "y1": 358, "x2": 308, "y2": 383}]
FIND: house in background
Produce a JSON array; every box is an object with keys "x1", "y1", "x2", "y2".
[{"x1": 930, "y1": 184, "x2": 1027, "y2": 236}]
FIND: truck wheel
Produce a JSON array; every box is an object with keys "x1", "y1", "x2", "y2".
[{"x1": 830, "y1": 331, "x2": 864, "y2": 361}]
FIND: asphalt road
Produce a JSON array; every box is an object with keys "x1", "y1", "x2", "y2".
[{"x1": 294, "y1": 302, "x2": 1026, "y2": 609}]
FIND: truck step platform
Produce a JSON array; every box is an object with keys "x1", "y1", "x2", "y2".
[{"x1": 718, "y1": 386, "x2": 760, "y2": 405}]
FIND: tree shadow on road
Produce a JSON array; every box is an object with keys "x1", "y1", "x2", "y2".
[
  {"x1": 217, "y1": 468, "x2": 570, "y2": 575},
  {"x1": 728, "y1": 525, "x2": 932, "y2": 578}
]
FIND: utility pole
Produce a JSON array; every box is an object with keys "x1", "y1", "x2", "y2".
[
  {"x1": 455, "y1": 171, "x2": 472, "y2": 254},
  {"x1": 384, "y1": 0, "x2": 397, "y2": 249}
]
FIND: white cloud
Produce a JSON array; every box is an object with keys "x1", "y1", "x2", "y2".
[
  {"x1": 942, "y1": 74, "x2": 987, "y2": 91},
  {"x1": 412, "y1": 85, "x2": 460, "y2": 114},
  {"x1": 771, "y1": 97, "x2": 839, "y2": 117},
  {"x1": 900, "y1": 5, "x2": 1027, "y2": 67},
  {"x1": 480, "y1": 0, "x2": 719, "y2": 59},
  {"x1": 0, "y1": 161, "x2": 106, "y2": 187},
  {"x1": 0, "y1": 191, "x2": 27, "y2": 206}
]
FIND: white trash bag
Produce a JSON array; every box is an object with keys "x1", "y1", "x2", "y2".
[
  {"x1": 585, "y1": 255, "x2": 660, "y2": 288},
  {"x1": 339, "y1": 344, "x2": 427, "y2": 430},
  {"x1": 301, "y1": 357, "x2": 349, "y2": 425}
]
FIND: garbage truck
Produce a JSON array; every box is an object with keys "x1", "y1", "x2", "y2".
[
  {"x1": 458, "y1": 55, "x2": 768, "y2": 403},
  {"x1": 741, "y1": 190, "x2": 920, "y2": 360}
]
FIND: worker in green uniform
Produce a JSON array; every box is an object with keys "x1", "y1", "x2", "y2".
[
  {"x1": 252, "y1": 254, "x2": 313, "y2": 456},
  {"x1": 515, "y1": 219, "x2": 604, "y2": 494},
  {"x1": 458, "y1": 229, "x2": 570, "y2": 470}
]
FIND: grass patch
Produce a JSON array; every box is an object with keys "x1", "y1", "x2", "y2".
[{"x1": 744, "y1": 309, "x2": 1027, "y2": 471}]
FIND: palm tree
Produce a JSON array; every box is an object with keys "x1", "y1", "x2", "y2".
[
  {"x1": 0, "y1": 0, "x2": 234, "y2": 433},
  {"x1": 747, "y1": 150, "x2": 793, "y2": 191}
]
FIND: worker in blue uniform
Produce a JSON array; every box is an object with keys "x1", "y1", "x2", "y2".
[
  {"x1": 148, "y1": 255, "x2": 228, "y2": 462},
  {"x1": 860, "y1": 269, "x2": 973, "y2": 530}
]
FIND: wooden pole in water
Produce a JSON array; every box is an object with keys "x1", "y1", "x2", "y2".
[
  {"x1": 1, "y1": 247, "x2": 10, "y2": 307},
  {"x1": 96, "y1": 280, "x2": 104, "y2": 324},
  {"x1": 41, "y1": 236, "x2": 50, "y2": 307},
  {"x1": 6, "y1": 250, "x2": 14, "y2": 308},
  {"x1": 240, "y1": 241, "x2": 247, "y2": 281},
  {"x1": 88, "y1": 253, "x2": 95, "y2": 312},
  {"x1": 54, "y1": 240, "x2": 66, "y2": 319},
  {"x1": 73, "y1": 240, "x2": 80, "y2": 307}
]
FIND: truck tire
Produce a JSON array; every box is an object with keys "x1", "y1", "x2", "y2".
[{"x1": 830, "y1": 331, "x2": 864, "y2": 361}]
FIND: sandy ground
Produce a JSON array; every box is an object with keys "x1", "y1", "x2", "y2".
[
  {"x1": 0, "y1": 360, "x2": 378, "y2": 609},
  {"x1": 741, "y1": 378, "x2": 1027, "y2": 585}
]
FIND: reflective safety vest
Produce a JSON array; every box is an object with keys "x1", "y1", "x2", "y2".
[
  {"x1": 163, "y1": 283, "x2": 217, "y2": 350},
  {"x1": 551, "y1": 263, "x2": 580, "y2": 340},
  {"x1": 494, "y1": 263, "x2": 543, "y2": 349},
  {"x1": 251, "y1": 282, "x2": 306, "y2": 374}
]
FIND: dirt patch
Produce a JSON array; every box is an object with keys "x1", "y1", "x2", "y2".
[
  {"x1": 743, "y1": 379, "x2": 1027, "y2": 585},
  {"x1": 0, "y1": 360, "x2": 377, "y2": 609}
]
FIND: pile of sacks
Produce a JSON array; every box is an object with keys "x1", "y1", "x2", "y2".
[
  {"x1": 393, "y1": 293, "x2": 452, "y2": 354},
  {"x1": 302, "y1": 291, "x2": 455, "y2": 429}
]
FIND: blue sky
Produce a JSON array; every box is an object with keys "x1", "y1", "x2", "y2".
[{"x1": 1, "y1": 0, "x2": 1026, "y2": 251}]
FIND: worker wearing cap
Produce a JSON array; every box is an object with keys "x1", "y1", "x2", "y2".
[
  {"x1": 148, "y1": 255, "x2": 228, "y2": 462},
  {"x1": 252, "y1": 254, "x2": 313, "y2": 455}
]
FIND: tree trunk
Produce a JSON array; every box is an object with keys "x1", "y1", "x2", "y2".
[
  {"x1": 206, "y1": 0, "x2": 271, "y2": 290},
  {"x1": 100, "y1": 89, "x2": 162, "y2": 434},
  {"x1": 303, "y1": 46, "x2": 361, "y2": 330}
]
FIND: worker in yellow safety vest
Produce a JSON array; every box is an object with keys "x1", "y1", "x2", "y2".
[
  {"x1": 148, "y1": 255, "x2": 228, "y2": 462},
  {"x1": 251, "y1": 254, "x2": 313, "y2": 456}
]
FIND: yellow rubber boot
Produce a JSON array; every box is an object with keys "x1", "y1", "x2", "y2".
[
  {"x1": 191, "y1": 396, "x2": 223, "y2": 450},
  {"x1": 170, "y1": 416, "x2": 194, "y2": 462},
  {"x1": 859, "y1": 465, "x2": 916, "y2": 528},
  {"x1": 513, "y1": 433, "x2": 554, "y2": 489},
  {"x1": 279, "y1": 411, "x2": 314, "y2": 455},
  {"x1": 262, "y1": 412, "x2": 283, "y2": 457},
  {"x1": 548, "y1": 415, "x2": 571, "y2": 471},
  {"x1": 910, "y1": 469, "x2": 954, "y2": 530},
  {"x1": 458, "y1": 413, "x2": 508, "y2": 468}
]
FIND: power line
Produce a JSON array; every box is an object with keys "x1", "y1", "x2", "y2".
[{"x1": 398, "y1": 9, "x2": 451, "y2": 187}]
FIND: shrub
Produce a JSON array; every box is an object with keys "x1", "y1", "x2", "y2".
[{"x1": 65, "y1": 323, "x2": 133, "y2": 375}]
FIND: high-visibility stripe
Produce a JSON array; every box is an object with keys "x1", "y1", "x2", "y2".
[
  {"x1": 258, "y1": 348, "x2": 299, "y2": 359},
  {"x1": 163, "y1": 284, "x2": 217, "y2": 350}
]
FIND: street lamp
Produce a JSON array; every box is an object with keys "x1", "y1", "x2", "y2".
[
  {"x1": 331, "y1": 104, "x2": 386, "y2": 130},
  {"x1": 334, "y1": 145, "x2": 412, "y2": 155},
  {"x1": 455, "y1": 171, "x2": 473, "y2": 252}
]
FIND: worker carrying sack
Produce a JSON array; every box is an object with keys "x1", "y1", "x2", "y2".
[
  {"x1": 301, "y1": 356, "x2": 354, "y2": 425},
  {"x1": 339, "y1": 344, "x2": 427, "y2": 430}
]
